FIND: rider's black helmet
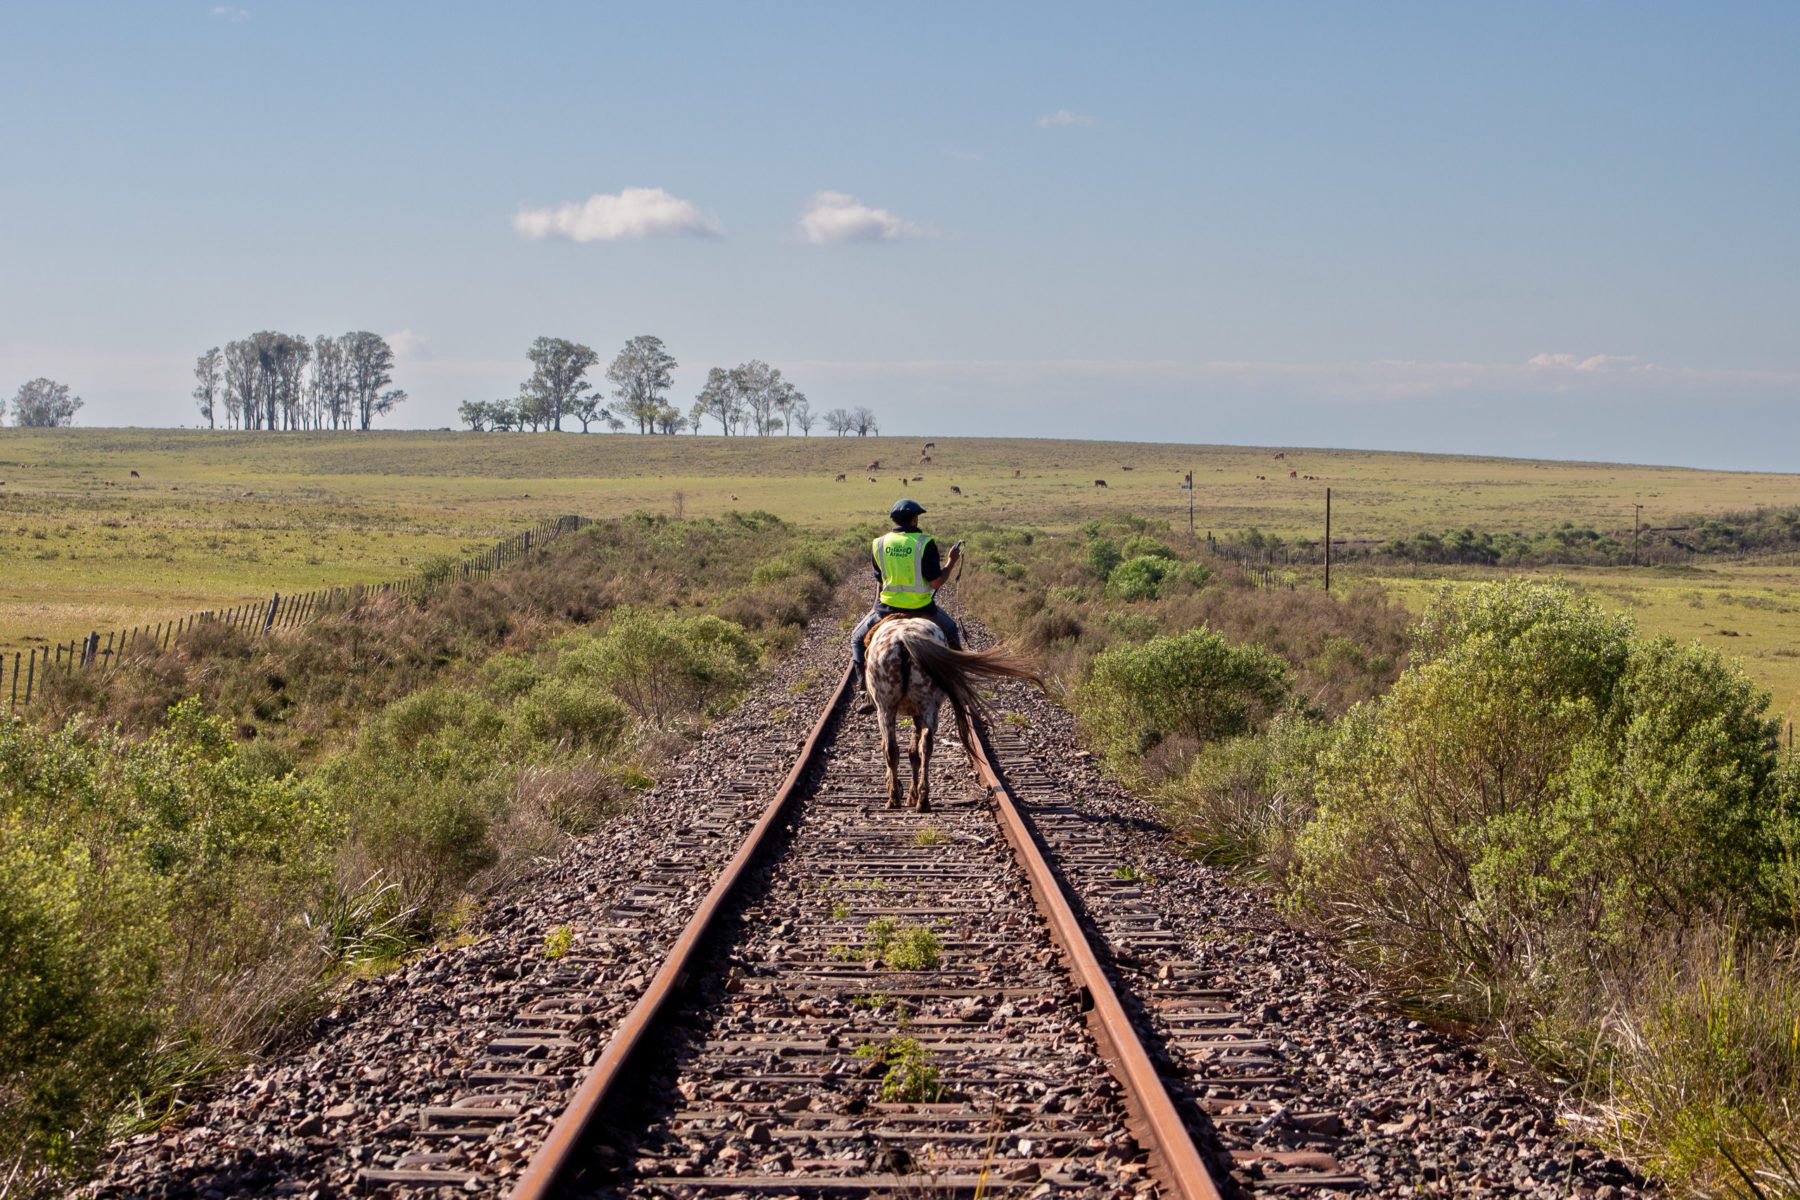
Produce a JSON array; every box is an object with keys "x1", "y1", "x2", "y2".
[{"x1": 890, "y1": 498, "x2": 926, "y2": 520}]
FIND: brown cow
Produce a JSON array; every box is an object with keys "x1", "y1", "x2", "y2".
[
  {"x1": 920, "y1": 455, "x2": 931, "y2": 463},
  {"x1": 1273, "y1": 451, "x2": 1286, "y2": 460},
  {"x1": 1093, "y1": 479, "x2": 1107, "y2": 488},
  {"x1": 835, "y1": 473, "x2": 846, "y2": 481},
  {"x1": 1122, "y1": 466, "x2": 1133, "y2": 471},
  {"x1": 129, "y1": 470, "x2": 140, "y2": 478},
  {"x1": 1288, "y1": 470, "x2": 1297, "y2": 478},
  {"x1": 922, "y1": 442, "x2": 936, "y2": 450},
  {"x1": 950, "y1": 485, "x2": 962, "y2": 495},
  {"x1": 869, "y1": 476, "x2": 877, "y2": 483},
  {"x1": 867, "y1": 460, "x2": 881, "y2": 470},
  {"x1": 1013, "y1": 468, "x2": 1020, "y2": 477},
  {"x1": 911, "y1": 475, "x2": 923, "y2": 482}
]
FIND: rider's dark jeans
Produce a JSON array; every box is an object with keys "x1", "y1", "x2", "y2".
[{"x1": 851, "y1": 602, "x2": 962, "y2": 676}]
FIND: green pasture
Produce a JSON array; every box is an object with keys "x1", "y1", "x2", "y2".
[{"x1": 5, "y1": 427, "x2": 1800, "y2": 705}]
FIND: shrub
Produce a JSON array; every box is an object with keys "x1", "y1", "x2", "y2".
[
  {"x1": 1106, "y1": 555, "x2": 1176, "y2": 601},
  {"x1": 1083, "y1": 537, "x2": 1123, "y2": 580},
  {"x1": 1081, "y1": 627, "x2": 1292, "y2": 778},
  {"x1": 0, "y1": 820, "x2": 160, "y2": 1173},
  {"x1": 1119, "y1": 534, "x2": 1179, "y2": 561},
  {"x1": 1162, "y1": 708, "x2": 1331, "y2": 871},
  {"x1": 0, "y1": 702, "x2": 334, "y2": 1182},
  {"x1": 1290, "y1": 581, "x2": 1786, "y2": 989},
  {"x1": 565, "y1": 609, "x2": 758, "y2": 727},
  {"x1": 510, "y1": 677, "x2": 629, "y2": 755}
]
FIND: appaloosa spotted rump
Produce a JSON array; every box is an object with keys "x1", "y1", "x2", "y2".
[{"x1": 862, "y1": 614, "x2": 1039, "y2": 811}]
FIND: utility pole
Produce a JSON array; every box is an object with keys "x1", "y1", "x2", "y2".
[
  {"x1": 1632, "y1": 503, "x2": 1643, "y2": 565},
  {"x1": 1324, "y1": 487, "x2": 1332, "y2": 592},
  {"x1": 1185, "y1": 469, "x2": 1194, "y2": 538}
]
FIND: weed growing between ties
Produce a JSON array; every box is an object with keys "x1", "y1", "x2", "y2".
[
  {"x1": 0, "y1": 511, "x2": 858, "y2": 1193},
  {"x1": 863, "y1": 917, "x2": 944, "y2": 971},
  {"x1": 856, "y1": 1035, "x2": 943, "y2": 1103}
]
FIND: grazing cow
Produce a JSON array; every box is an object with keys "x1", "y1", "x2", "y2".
[
  {"x1": 869, "y1": 477, "x2": 877, "y2": 483},
  {"x1": 911, "y1": 475, "x2": 923, "y2": 482},
  {"x1": 1257, "y1": 475, "x2": 1266, "y2": 481},
  {"x1": 835, "y1": 473, "x2": 846, "y2": 482},
  {"x1": 240, "y1": 490, "x2": 253, "y2": 497},
  {"x1": 129, "y1": 470, "x2": 140, "y2": 478},
  {"x1": 1273, "y1": 451, "x2": 1286, "y2": 460},
  {"x1": 920, "y1": 456, "x2": 931, "y2": 464},
  {"x1": 170, "y1": 486, "x2": 179, "y2": 491},
  {"x1": 1013, "y1": 468, "x2": 1020, "y2": 477},
  {"x1": 922, "y1": 442, "x2": 936, "y2": 451},
  {"x1": 867, "y1": 460, "x2": 881, "y2": 470},
  {"x1": 1122, "y1": 466, "x2": 1134, "y2": 471},
  {"x1": 1289, "y1": 470, "x2": 1297, "y2": 478},
  {"x1": 731, "y1": 494, "x2": 739, "y2": 501},
  {"x1": 950, "y1": 485, "x2": 962, "y2": 495},
  {"x1": 1093, "y1": 479, "x2": 1107, "y2": 488}
]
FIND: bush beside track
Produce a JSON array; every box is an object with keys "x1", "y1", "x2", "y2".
[
  {"x1": 0, "y1": 511, "x2": 861, "y2": 1194},
  {"x1": 957, "y1": 510, "x2": 1800, "y2": 1195}
]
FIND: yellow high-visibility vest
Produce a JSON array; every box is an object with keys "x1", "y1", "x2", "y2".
[{"x1": 873, "y1": 531, "x2": 935, "y2": 609}]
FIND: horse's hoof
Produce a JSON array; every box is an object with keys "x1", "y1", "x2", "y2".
[
  {"x1": 886, "y1": 798, "x2": 901, "y2": 810},
  {"x1": 917, "y1": 798, "x2": 931, "y2": 813}
]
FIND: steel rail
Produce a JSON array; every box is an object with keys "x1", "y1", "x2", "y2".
[
  {"x1": 505, "y1": 663, "x2": 855, "y2": 1200},
  {"x1": 508, "y1": 661, "x2": 1222, "y2": 1200},
  {"x1": 967, "y1": 712, "x2": 1225, "y2": 1200}
]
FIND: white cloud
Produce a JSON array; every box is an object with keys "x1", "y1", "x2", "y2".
[
  {"x1": 1527, "y1": 352, "x2": 1642, "y2": 372},
  {"x1": 209, "y1": 6, "x2": 249, "y2": 19},
  {"x1": 385, "y1": 329, "x2": 428, "y2": 359},
  {"x1": 511, "y1": 187, "x2": 723, "y2": 243},
  {"x1": 1037, "y1": 109, "x2": 1094, "y2": 128},
  {"x1": 796, "y1": 191, "x2": 928, "y2": 245}
]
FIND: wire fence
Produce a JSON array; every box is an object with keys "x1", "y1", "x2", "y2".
[{"x1": 3, "y1": 514, "x2": 589, "y2": 712}]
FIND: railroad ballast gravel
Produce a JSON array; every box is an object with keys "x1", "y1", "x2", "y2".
[{"x1": 88, "y1": 600, "x2": 1655, "y2": 1199}]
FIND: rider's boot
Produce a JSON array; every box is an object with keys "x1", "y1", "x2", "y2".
[{"x1": 853, "y1": 669, "x2": 876, "y2": 714}]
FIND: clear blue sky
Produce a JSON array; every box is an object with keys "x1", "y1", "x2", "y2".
[{"x1": 2, "y1": 2, "x2": 1795, "y2": 468}]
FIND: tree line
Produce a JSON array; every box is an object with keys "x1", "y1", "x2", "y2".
[
  {"x1": 192, "y1": 331, "x2": 406, "y2": 431},
  {"x1": 457, "y1": 335, "x2": 880, "y2": 436},
  {"x1": 3, "y1": 378, "x2": 84, "y2": 427}
]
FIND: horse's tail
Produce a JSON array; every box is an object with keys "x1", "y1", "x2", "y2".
[{"x1": 896, "y1": 630, "x2": 1043, "y2": 765}]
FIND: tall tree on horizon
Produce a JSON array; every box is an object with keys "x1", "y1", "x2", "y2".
[
  {"x1": 522, "y1": 336, "x2": 599, "y2": 432},
  {"x1": 693, "y1": 366, "x2": 741, "y2": 435},
  {"x1": 342, "y1": 331, "x2": 403, "y2": 430},
  {"x1": 607, "y1": 335, "x2": 678, "y2": 433},
  {"x1": 310, "y1": 334, "x2": 350, "y2": 430},
  {"x1": 7, "y1": 378, "x2": 83, "y2": 427},
  {"x1": 193, "y1": 348, "x2": 222, "y2": 429},
  {"x1": 222, "y1": 339, "x2": 257, "y2": 429}
]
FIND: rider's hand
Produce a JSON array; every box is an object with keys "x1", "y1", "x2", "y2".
[{"x1": 948, "y1": 542, "x2": 963, "y2": 564}]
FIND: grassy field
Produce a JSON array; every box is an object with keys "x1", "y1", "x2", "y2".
[{"x1": 6, "y1": 427, "x2": 1800, "y2": 709}]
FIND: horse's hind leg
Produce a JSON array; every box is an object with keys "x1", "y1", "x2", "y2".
[
  {"x1": 881, "y1": 714, "x2": 903, "y2": 809},
  {"x1": 913, "y1": 717, "x2": 934, "y2": 813},
  {"x1": 907, "y1": 720, "x2": 925, "y2": 811}
]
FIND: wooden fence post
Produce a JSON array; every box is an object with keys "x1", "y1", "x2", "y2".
[{"x1": 25, "y1": 648, "x2": 35, "y2": 704}]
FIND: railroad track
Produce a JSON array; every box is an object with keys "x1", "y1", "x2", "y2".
[{"x1": 357, "y1": 661, "x2": 1361, "y2": 1199}]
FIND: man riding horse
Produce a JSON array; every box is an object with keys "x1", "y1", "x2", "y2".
[{"x1": 852, "y1": 498, "x2": 963, "y2": 714}]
